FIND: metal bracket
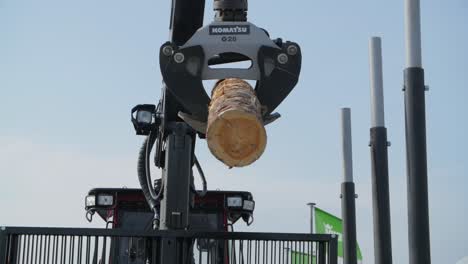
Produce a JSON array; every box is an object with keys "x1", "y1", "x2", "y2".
[{"x1": 181, "y1": 21, "x2": 278, "y2": 80}]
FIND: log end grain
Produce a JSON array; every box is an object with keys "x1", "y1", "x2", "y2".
[{"x1": 206, "y1": 79, "x2": 267, "y2": 167}]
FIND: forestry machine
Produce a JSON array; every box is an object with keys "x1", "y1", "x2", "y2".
[
  {"x1": 0, "y1": 1, "x2": 348, "y2": 264},
  {"x1": 83, "y1": 0, "x2": 301, "y2": 262},
  {"x1": 0, "y1": 1, "x2": 342, "y2": 263},
  {"x1": 85, "y1": 0, "x2": 301, "y2": 232}
]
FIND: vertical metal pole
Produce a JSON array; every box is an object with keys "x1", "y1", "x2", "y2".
[
  {"x1": 369, "y1": 37, "x2": 393, "y2": 264},
  {"x1": 340, "y1": 108, "x2": 357, "y2": 264},
  {"x1": 307, "y1": 203, "x2": 316, "y2": 234},
  {"x1": 404, "y1": 1, "x2": 431, "y2": 264}
]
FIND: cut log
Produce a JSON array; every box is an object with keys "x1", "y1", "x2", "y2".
[{"x1": 206, "y1": 78, "x2": 267, "y2": 167}]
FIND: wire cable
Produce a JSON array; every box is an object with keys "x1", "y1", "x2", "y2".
[{"x1": 193, "y1": 155, "x2": 207, "y2": 197}]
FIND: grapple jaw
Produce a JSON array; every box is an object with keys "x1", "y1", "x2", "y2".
[{"x1": 159, "y1": 21, "x2": 301, "y2": 133}]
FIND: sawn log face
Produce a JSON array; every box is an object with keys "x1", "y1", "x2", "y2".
[{"x1": 207, "y1": 78, "x2": 267, "y2": 167}]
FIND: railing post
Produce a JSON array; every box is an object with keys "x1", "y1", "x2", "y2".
[
  {"x1": 318, "y1": 242, "x2": 326, "y2": 264},
  {"x1": 9, "y1": 235, "x2": 19, "y2": 264},
  {"x1": 93, "y1": 236, "x2": 99, "y2": 264},
  {"x1": 329, "y1": 235, "x2": 338, "y2": 264},
  {"x1": 0, "y1": 227, "x2": 8, "y2": 263}
]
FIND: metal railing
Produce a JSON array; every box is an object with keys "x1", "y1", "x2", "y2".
[{"x1": 0, "y1": 227, "x2": 338, "y2": 264}]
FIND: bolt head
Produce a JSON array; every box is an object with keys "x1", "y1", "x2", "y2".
[
  {"x1": 174, "y1": 53, "x2": 185, "y2": 63},
  {"x1": 287, "y1": 45, "x2": 298, "y2": 56},
  {"x1": 277, "y1": 53, "x2": 288, "y2": 64},
  {"x1": 162, "y1": 46, "x2": 174, "y2": 56}
]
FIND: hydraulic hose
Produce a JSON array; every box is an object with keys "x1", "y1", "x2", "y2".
[
  {"x1": 145, "y1": 131, "x2": 164, "y2": 201},
  {"x1": 137, "y1": 133, "x2": 163, "y2": 213},
  {"x1": 193, "y1": 155, "x2": 207, "y2": 197}
]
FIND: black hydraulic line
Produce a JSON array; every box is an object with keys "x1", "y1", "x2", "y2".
[
  {"x1": 145, "y1": 131, "x2": 164, "y2": 201},
  {"x1": 193, "y1": 155, "x2": 207, "y2": 197},
  {"x1": 404, "y1": 67, "x2": 431, "y2": 264},
  {"x1": 141, "y1": 133, "x2": 165, "y2": 228},
  {"x1": 137, "y1": 135, "x2": 160, "y2": 214}
]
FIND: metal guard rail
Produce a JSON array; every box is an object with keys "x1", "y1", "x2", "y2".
[{"x1": 0, "y1": 226, "x2": 338, "y2": 264}]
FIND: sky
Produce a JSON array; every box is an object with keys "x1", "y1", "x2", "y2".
[{"x1": 1, "y1": 0, "x2": 467, "y2": 263}]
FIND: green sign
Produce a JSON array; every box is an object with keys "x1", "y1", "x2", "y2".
[
  {"x1": 291, "y1": 207, "x2": 363, "y2": 263},
  {"x1": 291, "y1": 250, "x2": 315, "y2": 264}
]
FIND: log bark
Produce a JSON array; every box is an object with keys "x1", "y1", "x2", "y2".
[{"x1": 206, "y1": 78, "x2": 267, "y2": 168}]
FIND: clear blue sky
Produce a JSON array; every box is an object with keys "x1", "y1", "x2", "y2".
[{"x1": 1, "y1": 0, "x2": 467, "y2": 263}]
